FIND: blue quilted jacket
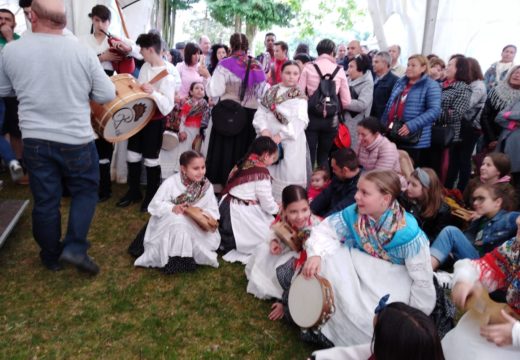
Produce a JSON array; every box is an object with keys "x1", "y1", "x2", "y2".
[{"x1": 381, "y1": 74, "x2": 442, "y2": 149}]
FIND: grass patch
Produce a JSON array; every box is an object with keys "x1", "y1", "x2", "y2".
[{"x1": 0, "y1": 175, "x2": 316, "y2": 358}]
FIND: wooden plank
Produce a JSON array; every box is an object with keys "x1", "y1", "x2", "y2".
[{"x1": 0, "y1": 199, "x2": 29, "y2": 248}]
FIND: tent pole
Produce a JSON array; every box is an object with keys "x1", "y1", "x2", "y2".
[
  {"x1": 422, "y1": 0, "x2": 439, "y2": 55},
  {"x1": 115, "y1": 0, "x2": 131, "y2": 38},
  {"x1": 367, "y1": 0, "x2": 388, "y2": 51}
]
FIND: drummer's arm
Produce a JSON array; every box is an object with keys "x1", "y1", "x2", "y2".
[
  {"x1": 405, "y1": 239, "x2": 436, "y2": 315},
  {"x1": 150, "y1": 76, "x2": 176, "y2": 116}
]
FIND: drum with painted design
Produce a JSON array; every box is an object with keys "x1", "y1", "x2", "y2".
[{"x1": 91, "y1": 74, "x2": 156, "y2": 142}]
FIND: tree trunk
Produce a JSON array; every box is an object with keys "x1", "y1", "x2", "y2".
[
  {"x1": 162, "y1": 1, "x2": 170, "y2": 45},
  {"x1": 245, "y1": 22, "x2": 257, "y2": 46},
  {"x1": 155, "y1": 0, "x2": 165, "y2": 31},
  {"x1": 234, "y1": 14, "x2": 242, "y2": 33},
  {"x1": 169, "y1": 7, "x2": 177, "y2": 47}
]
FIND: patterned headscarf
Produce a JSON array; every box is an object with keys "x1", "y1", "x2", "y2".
[{"x1": 260, "y1": 84, "x2": 307, "y2": 125}]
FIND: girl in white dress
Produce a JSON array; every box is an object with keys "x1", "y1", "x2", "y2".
[
  {"x1": 134, "y1": 151, "x2": 220, "y2": 273},
  {"x1": 245, "y1": 185, "x2": 321, "y2": 309},
  {"x1": 302, "y1": 169, "x2": 436, "y2": 346},
  {"x1": 161, "y1": 81, "x2": 210, "y2": 178},
  {"x1": 218, "y1": 136, "x2": 280, "y2": 264},
  {"x1": 253, "y1": 60, "x2": 310, "y2": 202}
]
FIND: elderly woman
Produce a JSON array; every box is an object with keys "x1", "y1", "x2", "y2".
[
  {"x1": 428, "y1": 55, "x2": 472, "y2": 184},
  {"x1": 303, "y1": 169, "x2": 436, "y2": 346},
  {"x1": 344, "y1": 54, "x2": 373, "y2": 148},
  {"x1": 382, "y1": 54, "x2": 442, "y2": 166},
  {"x1": 205, "y1": 33, "x2": 268, "y2": 189},
  {"x1": 484, "y1": 45, "x2": 517, "y2": 91},
  {"x1": 496, "y1": 71, "x2": 520, "y2": 200},
  {"x1": 481, "y1": 65, "x2": 520, "y2": 152}
]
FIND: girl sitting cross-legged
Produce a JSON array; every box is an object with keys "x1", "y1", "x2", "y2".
[{"x1": 133, "y1": 150, "x2": 220, "y2": 274}]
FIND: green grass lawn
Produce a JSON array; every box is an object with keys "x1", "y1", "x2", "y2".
[{"x1": 0, "y1": 175, "x2": 316, "y2": 359}]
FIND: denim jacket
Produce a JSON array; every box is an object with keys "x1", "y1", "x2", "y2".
[{"x1": 465, "y1": 210, "x2": 520, "y2": 254}]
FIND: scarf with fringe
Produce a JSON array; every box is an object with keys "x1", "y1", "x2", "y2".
[
  {"x1": 261, "y1": 84, "x2": 306, "y2": 125},
  {"x1": 222, "y1": 154, "x2": 271, "y2": 195},
  {"x1": 331, "y1": 202, "x2": 427, "y2": 265}
]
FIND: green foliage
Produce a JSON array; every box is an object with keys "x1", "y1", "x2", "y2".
[
  {"x1": 161, "y1": 0, "x2": 200, "y2": 45},
  {"x1": 293, "y1": 0, "x2": 365, "y2": 38},
  {"x1": 206, "y1": 0, "x2": 296, "y2": 31},
  {"x1": 182, "y1": 5, "x2": 234, "y2": 44},
  {"x1": 169, "y1": 0, "x2": 199, "y2": 10}
]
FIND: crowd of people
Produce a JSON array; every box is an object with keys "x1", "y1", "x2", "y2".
[{"x1": 0, "y1": 1, "x2": 519, "y2": 359}]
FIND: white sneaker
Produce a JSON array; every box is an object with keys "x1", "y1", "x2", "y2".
[
  {"x1": 9, "y1": 160, "x2": 23, "y2": 182},
  {"x1": 434, "y1": 271, "x2": 454, "y2": 290}
]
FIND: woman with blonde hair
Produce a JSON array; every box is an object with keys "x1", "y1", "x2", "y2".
[
  {"x1": 303, "y1": 169, "x2": 436, "y2": 346},
  {"x1": 382, "y1": 54, "x2": 441, "y2": 167}
]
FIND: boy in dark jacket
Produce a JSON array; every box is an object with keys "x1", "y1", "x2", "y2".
[{"x1": 311, "y1": 148, "x2": 361, "y2": 217}]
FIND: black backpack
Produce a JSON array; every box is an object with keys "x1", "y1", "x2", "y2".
[{"x1": 307, "y1": 63, "x2": 341, "y2": 118}]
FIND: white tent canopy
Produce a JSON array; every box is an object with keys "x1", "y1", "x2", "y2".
[
  {"x1": 0, "y1": 0, "x2": 517, "y2": 70},
  {"x1": 0, "y1": 0, "x2": 153, "y2": 40},
  {"x1": 368, "y1": 0, "x2": 520, "y2": 70}
]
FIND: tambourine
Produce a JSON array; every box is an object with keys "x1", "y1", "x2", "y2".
[
  {"x1": 184, "y1": 206, "x2": 218, "y2": 232},
  {"x1": 465, "y1": 286, "x2": 520, "y2": 325},
  {"x1": 271, "y1": 221, "x2": 302, "y2": 252}
]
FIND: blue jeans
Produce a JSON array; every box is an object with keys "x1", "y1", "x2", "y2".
[
  {"x1": 23, "y1": 139, "x2": 99, "y2": 264},
  {"x1": 430, "y1": 226, "x2": 480, "y2": 264},
  {"x1": 0, "y1": 99, "x2": 16, "y2": 164}
]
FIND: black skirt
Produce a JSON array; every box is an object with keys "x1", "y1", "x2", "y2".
[{"x1": 205, "y1": 107, "x2": 257, "y2": 186}]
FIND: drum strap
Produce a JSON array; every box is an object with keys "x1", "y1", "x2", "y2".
[{"x1": 149, "y1": 69, "x2": 169, "y2": 85}]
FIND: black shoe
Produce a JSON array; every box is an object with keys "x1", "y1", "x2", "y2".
[
  {"x1": 59, "y1": 252, "x2": 100, "y2": 275},
  {"x1": 98, "y1": 192, "x2": 111, "y2": 203},
  {"x1": 116, "y1": 193, "x2": 142, "y2": 208},
  {"x1": 163, "y1": 256, "x2": 197, "y2": 274},
  {"x1": 42, "y1": 260, "x2": 64, "y2": 272},
  {"x1": 140, "y1": 200, "x2": 150, "y2": 213}
]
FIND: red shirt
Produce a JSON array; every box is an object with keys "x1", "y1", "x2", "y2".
[{"x1": 388, "y1": 83, "x2": 412, "y2": 122}]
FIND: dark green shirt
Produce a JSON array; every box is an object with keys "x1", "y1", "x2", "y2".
[{"x1": 0, "y1": 33, "x2": 20, "y2": 49}]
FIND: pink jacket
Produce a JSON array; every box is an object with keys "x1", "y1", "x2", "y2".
[
  {"x1": 357, "y1": 134, "x2": 401, "y2": 173},
  {"x1": 176, "y1": 62, "x2": 209, "y2": 100},
  {"x1": 298, "y1": 54, "x2": 351, "y2": 108}
]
